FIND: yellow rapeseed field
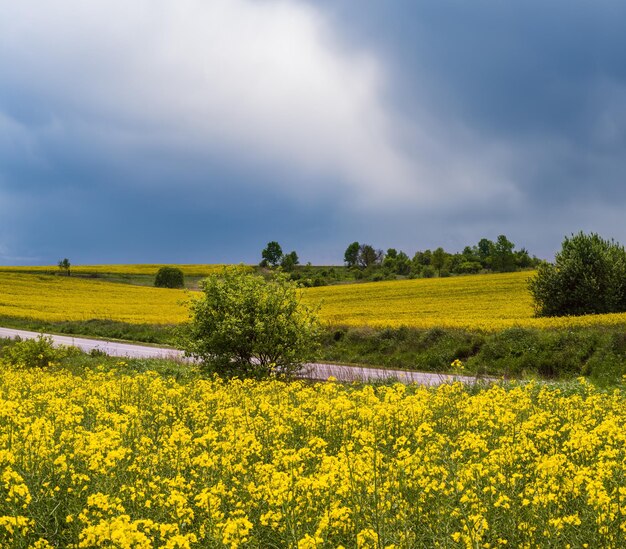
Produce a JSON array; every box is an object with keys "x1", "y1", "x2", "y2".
[
  {"x1": 0, "y1": 264, "x2": 229, "y2": 277},
  {"x1": 0, "y1": 366, "x2": 624, "y2": 547},
  {"x1": 0, "y1": 272, "x2": 188, "y2": 324},
  {"x1": 302, "y1": 271, "x2": 626, "y2": 330},
  {"x1": 2, "y1": 269, "x2": 626, "y2": 330}
]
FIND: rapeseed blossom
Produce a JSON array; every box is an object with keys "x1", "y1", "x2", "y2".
[{"x1": 0, "y1": 366, "x2": 625, "y2": 546}]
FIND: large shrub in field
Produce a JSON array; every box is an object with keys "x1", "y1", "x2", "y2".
[
  {"x1": 529, "y1": 232, "x2": 626, "y2": 317},
  {"x1": 180, "y1": 266, "x2": 320, "y2": 378},
  {"x1": 154, "y1": 266, "x2": 184, "y2": 289}
]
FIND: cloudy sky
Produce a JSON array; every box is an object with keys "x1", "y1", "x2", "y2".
[{"x1": 1, "y1": 0, "x2": 626, "y2": 265}]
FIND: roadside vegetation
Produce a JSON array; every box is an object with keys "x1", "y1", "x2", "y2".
[{"x1": 180, "y1": 267, "x2": 320, "y2": 379}]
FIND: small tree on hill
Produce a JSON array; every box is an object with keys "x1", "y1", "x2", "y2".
[
  {"x1": 344, "y1": 242, "x2": 360, "y2": 268},
  {"x1": 58, "y1": 258, "x2": 71, "y2": 276},
  {"x1": 492, "y1": 235, "x2": 516, "y2": 272},
  {"x1": 154, "y1": 266, "x2": 185, "y2": 289},
  {"x1": 357, "y1": 244, "x2": 383, "y2": 268},
  {"x1": 529, "y1": 232, "x2": 626, "y2": 317},
  {"x1": 180, "y1": 267, "x2": 320, "y2": 378},
  {"x1": 432, "y1": 247, "x2": 447, "y2": 275},
  {"x1": 280, "y1": 251, "x2": 299, "y2": 272},
  {"x1": 261, "y1": 241, "x2": 283, "y2": 267}
]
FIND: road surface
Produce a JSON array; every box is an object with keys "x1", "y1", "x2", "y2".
[{"x1": 0, "y1": 326, "x2": 489, "y2": 386}]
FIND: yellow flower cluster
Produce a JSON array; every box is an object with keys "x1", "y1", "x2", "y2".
[{"x1": 0, "y1": 366, "x2": 625, "y2": 547}]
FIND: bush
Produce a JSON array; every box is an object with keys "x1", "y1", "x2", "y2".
[
  {"x1": 529, "y1": 232, "x2": 626, "y2": 316},
  {"x1": 180, "y1": 267, "x2": 320, "y2": 378},
  {"x1": 2, "y1": 335, "x2": 78, "y2": 368},
  {"x1": 458, "y1": 261, "x2": 482, "y2": 274},
  {"x1": 154, "y1": 266, "x2": 185, "y2": 289}
]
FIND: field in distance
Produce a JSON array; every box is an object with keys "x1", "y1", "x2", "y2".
[
  {"x1": 2, "y1": 268, "x2": 626, "y2": 331},
  {"x1": 0, "y1": 263, "x2": 230, "y2": 276}
]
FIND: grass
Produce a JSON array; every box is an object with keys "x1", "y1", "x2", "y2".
[
  {"x1": 0, "y1": 315, "x2": 177, "y2": 345},
  {"x1": 319, "y1": 324, "x2": 626, "y2": 385}
]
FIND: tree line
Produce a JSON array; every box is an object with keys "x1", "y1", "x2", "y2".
[
  {"x1": 344, "y1": 235, "x2": 539, "y2": 279},
  {"x1": 258, "y1": 236, "x2": 539, "y2": 286}
]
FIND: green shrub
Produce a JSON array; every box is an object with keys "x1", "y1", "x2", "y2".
[
  {"x1": 529, "y1": 232, "x2": 626, "y2": 316},
  {"x1": 458, "y1": 261, "x2": 482, "y2": 274},
  {"x1": 180, "y1": 267, "x2": 321, "y2": 378},
  {"x1": 2, "y1": 335, "x2": 78, "y2": 368},
  {"x1": 154, "y1": 266, "x2": 185, "y2": 289}
]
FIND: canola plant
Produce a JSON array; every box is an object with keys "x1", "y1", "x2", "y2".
[{"x1": 0, "y1": 365, "x2": 624, "y2": 547}]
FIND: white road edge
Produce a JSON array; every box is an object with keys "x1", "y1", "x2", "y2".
[{"x1": 0, "y1": 326, "x2": 491, "y2": 386}]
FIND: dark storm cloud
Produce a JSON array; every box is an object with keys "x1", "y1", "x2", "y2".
[
  {"x1": 1, "y1": 0, "x2": 626, "y2": 264},
  {"x1": 320, "y1": 0, "x2": 626, "y2": 206}
]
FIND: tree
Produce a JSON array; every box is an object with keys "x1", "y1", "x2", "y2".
[
  {"x1": 280, "y1": 251, "x2": 299, "y2": 272},
  {"x1": 432, "y1": 247, "x2": 447, "y2": 275},
  {"x1": 413, "y1": 250, "x2": 432, "y2": 266},
  {"x1": 491, "y1": 235, "x2": 516, "y2": 272},
  {"x1": 529, "y1": 232, "x2": 626, "y2": 317},
  {"x1": 394, "y1": 251, "x2": 411, "y2": 275},
  {"x1": 58, "y1": 258, "x2": 71, "y2": 276},
  {"x1": 515, "y1": 247, "x2": 534, "y2": 269},
  {"x1": 383, "y1": 249, "x2": 410, "y2": 276},
  {"x1": 261, "y1": 241, "x2": 283, "y2": 267},
  {"x1": 344, "y1": 242, "x2": 360, "y2": 267},
  {"x1": 180, "y1": 267, "x2": 320, "y2": 378},
  {"x1": 382, "y1": 248, "x2": 397, "y2": 271},
  {"x1": 154, "y1": 266, "x2": 185, "y2": 289},
  {"x1": 358, "y1": 244, "x2": 383, "y2": 268},
  {"x1": 477, "y1": 238, "x2": 494, "y2": 268}
]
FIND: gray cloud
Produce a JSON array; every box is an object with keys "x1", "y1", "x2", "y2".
[
  {"x1": 2, "y1": 0, "x2": 626, "y2": 264},
  {"x1": 0, "y1": 0, "x2": 527, "y2": 212}
]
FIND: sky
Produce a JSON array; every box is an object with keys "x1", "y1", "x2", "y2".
[{"x1": 1, "y1": 0, "x2": 626, "y2": 265}]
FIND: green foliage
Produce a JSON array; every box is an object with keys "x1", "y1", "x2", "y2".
[
  {"x1": 344, "y1": 242, "x2": 360, "y2": 267},
  {"x1": 529, "y1": 232, "x2": 626, "y2": 317},
  {"x1": 2, "y1": 335, "x2": 79, "y2": 368},
  {"x1": 58, "y1": 258, "x2": 71, "y2": 276},
  {"x1": 320, "y1": 326, "x2": 484, "y2": 373},
  {"x1": 383, "y1": 249, "x2": 411, "y2": 276},
  {"x1": 0, "y1": 316, "x2": 176, "y2": 345},
  {"x1": 319, "y1": 324, "x2": 626, "y2": 385},
  {"x1": 431, "y1": 247, "x2": 447, "y2": 275},
  {"x1": 180, "y1": 267, "x2": 321, "y2": 378},
  {"x1": 492, "y1": 235, "x2": 516, "y2": 272},
  {"x1": 357, "y1": 244, "x2": 383, "y2": 268},
  {"x1": 458, "y1": 261, "x2": 482, "y2": 274},
  {"x1": 261, "y1": 241, "x2": 283, "y2": 267},
  {"x1": 280, "y1": 250, "x2": 299, "y2": 272},
  {"x1": 154, "y1": 266, "x2": 185, "y2": 289}
]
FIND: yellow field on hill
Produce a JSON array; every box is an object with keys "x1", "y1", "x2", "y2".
[
  {"x1": 0, "y1": 272, "x2": 188, "y2": 324},
  {"x1": 0, "y1": 264, "x2": 231, "y2": 277},
  {"x1": 302, "y1": 271, "x2": 626, "y2": 330},
  {"x1": 1, "y1": 269, "x2": 626, "y2": 330}
]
